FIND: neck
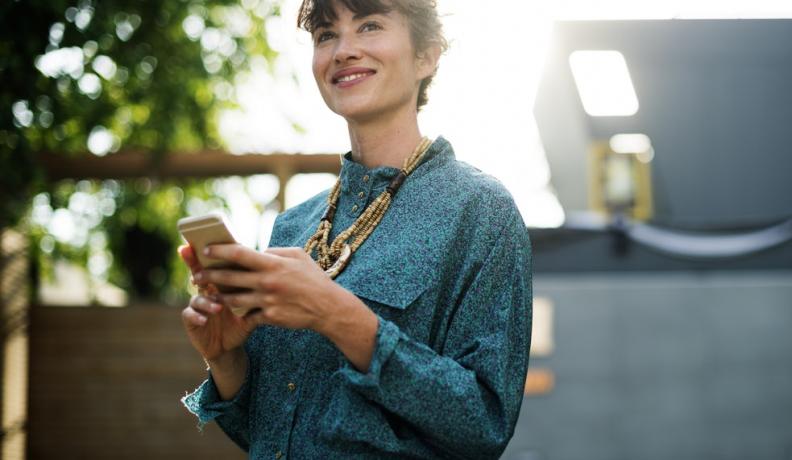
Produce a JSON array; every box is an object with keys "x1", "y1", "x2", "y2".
[{"x1": 346, "y1": 104, "x2": 423, "y2": 170}]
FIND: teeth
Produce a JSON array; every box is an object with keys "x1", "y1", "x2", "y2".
[{"x1": 337, "y1": 73, "x2": 370, "y2": 83}]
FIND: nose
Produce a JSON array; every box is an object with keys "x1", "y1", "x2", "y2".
[{"x1": 333, "y1": 34, "x2": 362, "y2": 64}]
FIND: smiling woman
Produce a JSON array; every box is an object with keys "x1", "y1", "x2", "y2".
[
  {"x1": 311, "y1": 6, "x2": 427, "y2": 130},
  {"x1": 180, "y1": 1, "x2": 533, "y2": 458},
  {"x1": 298, "y1": 0, "x2": 448, "y2": 121}
]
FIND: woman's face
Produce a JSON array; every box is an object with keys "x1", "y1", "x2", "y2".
[{"x1": 311, "y1": 4, "x2": 434, "y2": 123}]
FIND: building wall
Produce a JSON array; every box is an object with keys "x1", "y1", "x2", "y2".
[{"x1": 504, "y1": 271, "x2": 792, "y2": 460}]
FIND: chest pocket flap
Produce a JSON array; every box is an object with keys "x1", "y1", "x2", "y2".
[
  {"x1": 334, "y1": 230, "x2": 446, "y2": 310},
  {"x1": 273, "y1": 183, "x2": 459, "y2": 309}
]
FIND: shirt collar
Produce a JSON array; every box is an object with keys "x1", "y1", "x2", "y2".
[{"x1": 339, "y1": 136, "x2": 454, "y2": 191}]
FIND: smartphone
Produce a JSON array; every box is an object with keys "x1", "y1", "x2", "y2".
[{"x1": 177, "y1": 213, "x2": 254, "y2": 314}]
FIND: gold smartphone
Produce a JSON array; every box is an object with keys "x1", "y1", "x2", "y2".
[{"x1": 177, "y1": 212, "x2": 254, "y2": 316}]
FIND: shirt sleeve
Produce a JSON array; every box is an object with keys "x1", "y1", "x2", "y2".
[
  {"x1": 180, "y1": 342, "x2": 256, "y2": 452},
  {"x1": 337, "y1": 207, "x2": 533, "y2": 459}
]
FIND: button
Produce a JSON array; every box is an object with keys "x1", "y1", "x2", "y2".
[
  {"x1": 287, "y1": 382, "x2": 296, "y2": 392},
  {"x1": 362, "y1": 175, "x2": 369, "y2": 182},
  {"x1": 275, "y1": 451, "x2": 283, "y2": 459},
  {"x1": 352, "y1": 205, "x2": 358, "y2": 212},
  {"x1": 358, "y1": 191, "x2": 365, "y2": 199}
]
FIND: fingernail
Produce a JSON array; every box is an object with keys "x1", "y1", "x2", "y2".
[
  {"x1": 197, "y1": 315, "x2": 207, "y2": 324},
  {"x1": 203, "y1": 247, "x2": 211, "y2": 255},
  {"x1": 194, "y1": 272, "x2": 203, "y2": 281}
]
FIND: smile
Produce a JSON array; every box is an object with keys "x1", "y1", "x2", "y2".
[
  {"x1": 332, "y1": 70, "x2": 376, "y2": 87},
  {"x1": 338, "y1": 73, "x2": 370, "y2": 82}
]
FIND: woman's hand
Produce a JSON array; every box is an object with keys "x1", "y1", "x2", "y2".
[
  {"x1": 195, "y1": 243, "x2": 380, "y2": 373},
  {"x1": 194, "y1": 244, "x2": 338, "y2": 332},
  {"x1": 178, "y1": 245, "x2": 260, "y2": 362}
]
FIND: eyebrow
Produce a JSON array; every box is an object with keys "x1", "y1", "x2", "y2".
[
  {"x1": 314, "y1": 11, "x2": 389, "y2": 30},
  {"x1": 353, "y1": 11, "x2": 385, "y2": 20}
]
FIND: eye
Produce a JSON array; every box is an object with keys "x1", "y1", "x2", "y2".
[
  {"x1": 360, "y1": 21, "x2": 382, "y2": 33},
  {"x1": 315, "y1": 30, "x2": 335, "y2": 44}
]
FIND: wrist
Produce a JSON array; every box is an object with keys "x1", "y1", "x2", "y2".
[
  {"x1": 314, "y1": 284, "x2": 374, "y2": 341},
  {"x1": 206, "y1": 347, "x2": 246, "y2": 373},
  {"x1": 313, "y1": 283, "x2": 379, "y2": 373}
]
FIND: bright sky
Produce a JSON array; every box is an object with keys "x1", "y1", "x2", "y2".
[{"x1": 217, "y1": 0, "x2": 792, "y2": 232}]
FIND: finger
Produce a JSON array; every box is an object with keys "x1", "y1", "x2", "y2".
[
  {"x1": 196, "y1": 268, "x2": 262, "y2": 289},
  {"x1": 245, "y1": 308, "x2": 273, "y2": 328},
  {"x1": 197, "y1": 284, "x2": 219, "y2": 297},
  {"x1": 182, "y1": 306, "x2": 208, "y2": 327},
  {"x1": 189, "y1": 295, "x2": 223, "y2": 316},
  {"x1": 190, "y1": 274, "x2": 213, "y2": 289},
  {"x1": 204, "y1": 243, "x2": 280, "y2": 271},
  {"x1": 179, "y1": 245, "x2": 204, "y2": 274},
  {"x1": 216, "y1": 291, "x2": 269, "y2": 313},
  {"x1": 264, "y1": 247, "x2": 304, "y2": 258},
  {"x1": 178, "y1": 244, "x2": 198, "y2": 267}
]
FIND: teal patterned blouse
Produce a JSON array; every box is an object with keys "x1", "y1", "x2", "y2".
[{"x1": 181, "y1": 136, "x2": 533, "y2": 459}]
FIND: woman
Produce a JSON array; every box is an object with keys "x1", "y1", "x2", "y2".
[{"x1": 180, "y1": 0, "x2": 533, "y2": 458}]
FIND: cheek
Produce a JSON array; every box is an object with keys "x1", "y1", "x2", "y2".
[
  {"x1": 311, "y1": 60, "x2": 320, "y2": 82},
  {"x1": 372, "y1": 43, "x2": 413, "y2": 79},
  {"x1": 395, "y1": 45, "x2": 421, "y2": 80},
  {"x1": 312, "y1": 53, "x2": 327, "y2": 87}
]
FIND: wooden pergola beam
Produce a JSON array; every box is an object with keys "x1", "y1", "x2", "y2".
[
  {"x1": 37, "y1": 151, "x2": 342, "y2": 181},
  {"x1": 37, "y1": 150, "x2": 343, "y2": 213}
]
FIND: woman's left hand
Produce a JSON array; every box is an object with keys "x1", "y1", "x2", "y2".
[{"x1": 194, "y1": 244, "x2": 338, "y2": 332}]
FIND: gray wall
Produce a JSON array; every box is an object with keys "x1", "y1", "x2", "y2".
[{"x1": 503, "y1": 271, "x2": 792, "y2": 460}]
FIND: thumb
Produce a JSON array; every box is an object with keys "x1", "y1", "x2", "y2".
[
  {"x1": 243, "y1": 307, "x2": 270, "y2": 328},
  {"x1": 179, "y1": 244, "x2": 203, "y2": 273},
  {"x1": 264, "y1": 247, "x2": 303, "y2": 258}
]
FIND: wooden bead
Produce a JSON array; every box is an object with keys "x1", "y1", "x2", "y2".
[
  {"x1": 322, "y1": 204, "x2": 337, "y2": 222},
  {"x1": 386, "y1": 171, "x2": 408, "y2": 196}
]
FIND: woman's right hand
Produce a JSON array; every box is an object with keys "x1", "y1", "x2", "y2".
[{"x1": 178, "y1": 245, "x2": 259, "y2": 362}]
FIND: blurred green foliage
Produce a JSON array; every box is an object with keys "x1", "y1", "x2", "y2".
[
  {"x1": 1, "y1": 0, "x2": 282, "y2": 302},
  {"x1": 29, "y1": 179, "x2": 233, "y2": 305}
]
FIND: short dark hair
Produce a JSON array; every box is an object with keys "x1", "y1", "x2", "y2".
[{"x1": 297, "y1": 0, "x2": 448, "y2": 111}]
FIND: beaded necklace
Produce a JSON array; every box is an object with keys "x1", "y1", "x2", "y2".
[{"x1": 304, "y1": 137, "x2": 433, "y2": 279}]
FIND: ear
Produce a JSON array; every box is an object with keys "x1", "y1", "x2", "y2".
[{"x1": 416, "y1": 43, "x2": 442, "y2": 80}]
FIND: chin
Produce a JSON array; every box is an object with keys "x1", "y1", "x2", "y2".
[
  {"x1": 331, "y1": 96, "x2": 412, "y2": 124},
  {"x1": 332, "y1": 101, "x2": 383, "y2": 123}
]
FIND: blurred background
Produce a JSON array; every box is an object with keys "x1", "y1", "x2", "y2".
[{"x1": 1, "y1": 0, "x2": 791, "y2": 459}]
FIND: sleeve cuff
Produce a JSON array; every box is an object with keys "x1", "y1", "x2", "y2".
[
  {"x1": 180, "y1": 358, "x2": 252, "y2": 430},
  {"x1": 338, "y1": 315, "x2": 401, "y2": 389}
]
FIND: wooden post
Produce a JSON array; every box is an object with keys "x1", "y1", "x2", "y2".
[
  {"x1": 1, "y1": 228, "x2": 30, "y2": 460},
  {"x1": 274, "y1": 163, "x2": 294, "y2": 213}
]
